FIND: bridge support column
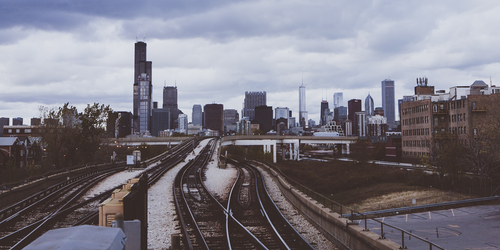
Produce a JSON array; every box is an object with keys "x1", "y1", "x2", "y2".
[
  {"x1": 272, "y1": 142, "x2": 276, "y2": 163},
  {"x1": 294, "y1": 142, "x2": 300, "y2": 161},
  {"x1": 343, "y1": 143, "x2": 350, "y2": 155}
]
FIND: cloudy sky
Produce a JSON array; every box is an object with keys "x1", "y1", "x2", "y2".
[{"x1": 1, "y1": 0, "x2": 499, "y2": 125}]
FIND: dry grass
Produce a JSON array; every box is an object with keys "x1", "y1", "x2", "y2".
[{"x1": 348, "y1": 185, "x2": 473, "y2": 212}]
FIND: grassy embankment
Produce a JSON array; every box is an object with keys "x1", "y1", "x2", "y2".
[{"x1": 274, "y1": 160, "x2": 472, "y2": 212}]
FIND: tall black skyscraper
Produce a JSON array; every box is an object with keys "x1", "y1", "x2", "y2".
[
  {"x1": 255, "y1": 105, "x2": 273, "y2": 133},
  {"x1": 320, "y1": 100, "x2": 329, "y2": 126},
  {"x1": 133, "y1": 41, "x2": 152, "y2": 134},
  {"x1": 163, "y1": 86, "x2": 178, "y2": 129},
  {"x1": 348, "y1": 99, "x2": 362, "y2": 135}
]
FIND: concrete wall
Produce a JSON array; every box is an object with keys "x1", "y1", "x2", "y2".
[{"x1": 256, "y1": 161, "x2": 401, "y2": 250}]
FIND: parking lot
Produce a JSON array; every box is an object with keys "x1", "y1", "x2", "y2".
[{"x1": 358, "y1": 204, "x2": 500, "y2": 249}]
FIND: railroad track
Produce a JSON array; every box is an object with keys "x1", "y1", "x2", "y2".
[
  {"x1": 228, "y1": 159, "x2": 314, "y2": 250},
  {"x1": 0, "y1": 137, "x2": 202, "y2": 249},
  {"x1": 174, "y1": 140, "x2": 314, "y2": 250}
]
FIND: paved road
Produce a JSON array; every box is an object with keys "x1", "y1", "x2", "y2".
[{"x1": 359, "y1": 204, "x2": 500, "y2": 249}]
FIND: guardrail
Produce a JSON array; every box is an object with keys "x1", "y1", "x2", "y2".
[{"x1": 255, "y1": 160, "x2": 445, "y2": 250}]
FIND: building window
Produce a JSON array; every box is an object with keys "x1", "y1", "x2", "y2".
[
  {"x1": 473, "y1": 128, "x2": 477, "y2": 136},
  {"x1": 8, "y1": 129, "x2": 12, "y2": 133},
  {"x1": 16, "y1": 129, "x2": 20, "y2": 133}
]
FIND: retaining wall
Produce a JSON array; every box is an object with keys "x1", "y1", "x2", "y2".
[{"x1": 258, "y1": 162, "x2": 401, "y2": 250}]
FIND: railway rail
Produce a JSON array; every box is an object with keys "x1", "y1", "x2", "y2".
[
  {"x1": 0, "y1": 137, "x2": 201, "y2": 249},
  {"x1": 174, "y1": 139, "x2": 314, "y2": 250}
]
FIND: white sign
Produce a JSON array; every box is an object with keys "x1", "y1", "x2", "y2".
[{"x1": 127, "y1": 155, "x2": 135, "y2": 165}]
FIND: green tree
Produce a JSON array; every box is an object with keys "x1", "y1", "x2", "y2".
[{"x1": 39, "y1": 103, "x2": 111, "y2": 169}]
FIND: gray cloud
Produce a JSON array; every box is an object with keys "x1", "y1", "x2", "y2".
[{"x1": 1, "y1": 0, "x2": 500, "y2": 124}]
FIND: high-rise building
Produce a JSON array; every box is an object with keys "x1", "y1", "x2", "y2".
[
  {"x1": 243, "y1": 91, "x2": 266, "y2": 121},
  {"x1": 192, "y1": 104, "x2": 202, "y2": 126},
  {"x1": 356, "y1": 111, "x2": 367, "y2": 137},
  {"x1": 151, "y1": 108, "x2": 170, "y2": 137},
  {"x1": 382, "y1": 79, "x2": 395, "y2": 129},
  {"x1": 31, "y1": 118, "x2": 41, "y2": 126},
  {"x1": 138, "y1": 73, "x2": 152, "y2": 134},
  {"x1": 0, "y1": 117, "x2": 9, "y2": 137},
  {"x1": 308, "y1": 119, "x2": 316, "y2": 128},
  {"x1": 178, "y1": 114, "x2": 188, "y2": 134},
  {"x1": 255, "y1": 105, "x2": 273, "y2": 133},
  {"x1": 365, "y1": 94, "x2": 374, "y2": 117},
  {"x1": 299, "y1": 84, "x2": 308, "y2": 128},
  {"x1": 275, "y1": 107, "x2": 290, "y2": 129},
  {"x1": 204, "y1": 104, "x2": 224, "y2": 134},
  {"x1": 107, "y1": 111, "x2": 133, "y2": 138},
  {"x1": 348, "y1": 99, "x2": 362, "y2": 135},
  {"x1": 224, "y1": 109, "x2": 239, "y2": 133},
  {"x1": 334, "y1": 107, "x2": 347, "y2": 122},
  {"x1": 13, "y1": 117, "x2": 23, "y2": 125},
  {"x1": 374, "y1": 107, "x2": 384, "y2": 116},
  {"x1": 133, "y1": 41, "x2": 152, "y2": 134},
  {"x1": 333, "y1": 92, "x2": 343, "y2": 109},
  {"x1": 320, "y1": 101, "x2": 329, "y2": 126},
  {"x1": 163, "y1": 86, "x2": 178, "y2": 129}
]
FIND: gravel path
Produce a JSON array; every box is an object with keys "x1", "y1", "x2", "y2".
[
  {"x1": 258, "y1": 166, "x2": 338, "y2": 250},
  {"x1": 203, "y1": 142, "x2": 238, "y2": 203},
  {"x1": 148, "y1": 138, "x2": 211, "y2": 249}
]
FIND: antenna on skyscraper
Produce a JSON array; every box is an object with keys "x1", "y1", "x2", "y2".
[
  {"x1": 490, "y1": 76, "x2": 493, "y2": 87},
  {"x1": 164, "y1": 80, "x2": 166, "y2": 87},
  {"x1": 143, "y1": 32, "x2": 146, "y2": 42}
]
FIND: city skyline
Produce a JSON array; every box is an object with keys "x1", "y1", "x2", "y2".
[{"x1": 1, "y1": 1, "x2": 499, "y2": 124}]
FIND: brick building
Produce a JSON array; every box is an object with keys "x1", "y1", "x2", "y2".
[{"x1": 400, "y1": 78, "x2": 500, "y2": 160}]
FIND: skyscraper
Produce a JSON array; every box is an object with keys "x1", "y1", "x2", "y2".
[
  {"x1": 138, "y1": 73, "x2": 152, "y2": 134},
  {"x1": 381, "y1": 79, "x2": 395, "y2": 129},
  {"x1": 13, "y1": 117, "x2": 23, "y2": 125},
  {"x1": 224, "y1": 109, "x2": 239, "y2": 133},
  {"x1": 333, "y1": 92, "x2": 343, "y2": 108},
  {"x1": 243, "y1": 91, "x2": 266, "y2": 121},
  {"x1": 151, "y1": 108, "x2": 170, "y2": 136},
  {"x1": 133, "y1": 41, "x2": 152, "y2": 134},
  {"x1": 163, "y1": 86, "x2": 178, "y2": 129},
  {"x1": 334, "y1": 107, "x2": 347, "y2": 122},
  {"x1": 365, "y1": 94, "x2": 374, "y2": 117},
  {"x1": 275, "y1": 107, "x2": 290, "y2": 129},
  {"x1": 0, "y1": 117, "x2": 9, "y2": 137},
  {"x1": 178, "y1": 114, "x2": 188, "y2": 134},
  {"x1": 255, "y1": 105, "x2": 273, "y2": 133},
  {"x1": 192, "y1": 104, "x2": 202, "y2": 126},
  {"x1": 320, "y1": 101, "x2": 329, "y2": 126},
  {"x1": 348, "y1": 99, "x2": 362, "y2": 135},
  {"x1": 204, "y1": 104, "x2": 224, "y2": 135},
  {"x1": 299, "y1": 84, "x2": 307, "y2": 128}
]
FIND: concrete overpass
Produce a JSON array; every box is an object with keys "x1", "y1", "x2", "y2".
[
  {"x1": 105, "y1": 137, "x2": 192, "y2": 147},
  {"x1": 220, "y1": 135, "x2": 358, "y2": 163},
  {"x1": 105, "y1": 135, "x2": 358, "y2": 163}
]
